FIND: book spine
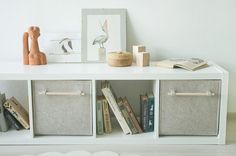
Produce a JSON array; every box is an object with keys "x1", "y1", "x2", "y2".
[
  {"x1": 117, "y1": 98, "x2": 137, "y2": 134},
  {"x1": 140, "y1": 95, "x2": 148, "y2": 132},
  {"x1": 3, "y1": 97, "x2": 30, "y2": 129},
  {"x1": 123, "y1": 97, "x2": 143, "y2": 133},
  {"x1": 96, "y1": 97, "x2": 104, "y2": 135},
  {"x1": 102, "y1": 86, "x2": 132, "y2": 135},
  {"x1": 102, "y1": 98, "x2": 112, "y2": 133},
  {"x1": 0, "y1": 93, "x2": 9, "y2": 132},
  {"x1": 4, "y1": 110, "x2": 22, "y2": 130},
  {"x1": 147, "y1": 93, "x2": 154, "y2": 132}
]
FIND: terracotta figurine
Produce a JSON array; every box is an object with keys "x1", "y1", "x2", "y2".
[{"x1": 23, "y1": 26, "x2": 47, "y2": 65}]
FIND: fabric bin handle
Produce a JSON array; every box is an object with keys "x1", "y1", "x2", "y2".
[
  {"x1": 39, "y1": 89, "x2": 85, "y2": 96},
  {"x1": 168, "y1": 90, "x2": 215, "y2": 96}
]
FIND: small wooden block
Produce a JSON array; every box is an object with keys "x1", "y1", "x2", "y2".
[
  {"x1": 133, "y1": 45, "x2": 146, "y2": 53},
  {"x1": 133, "y1": 45, "x2": 146, "y2": 62},
  {"x1": 136, "y1": 52, "x2": 150, "y2": 67}
]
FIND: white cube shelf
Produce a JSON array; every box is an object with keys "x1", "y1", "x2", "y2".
[{"x1": 0, "y1": 61, "x2": 228, "y2": 145}]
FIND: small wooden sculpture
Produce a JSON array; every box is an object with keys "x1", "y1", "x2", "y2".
[{"x1": 23, "y1": 26, "x2": 47, "y2": 65}]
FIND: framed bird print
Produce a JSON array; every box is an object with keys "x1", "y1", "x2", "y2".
[
  {"x1": 41, "y1": 32, "x2": 81, "y2": 63},
  {"x1": 82, "y1": 9, "x2": 127, "y2": 62}
]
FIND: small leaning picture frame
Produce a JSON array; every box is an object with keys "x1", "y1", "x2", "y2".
[
  {"x1": 81, "y1": 9, "x2": 127, "y2": 62},
  {"x1": 41, "y1": 32, "x2": 82, "y2": 63}
]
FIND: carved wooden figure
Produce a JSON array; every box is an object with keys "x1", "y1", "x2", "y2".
[{"x1": 23, "y1": 26, "x2": 47, "y2": 65}]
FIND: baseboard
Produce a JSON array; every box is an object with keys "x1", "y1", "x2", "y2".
[{"x1": 227, "y1": 112, "x2": 236, "y2": 119}]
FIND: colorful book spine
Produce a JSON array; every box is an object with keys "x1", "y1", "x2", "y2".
[
  {"x1": 147, "y1": 93, "x2": 154, "y2": 132},
  {"x1": 101, "y1": 81, "x2": 132, "y2": 135},
  {"x1": 102, "y1": 97, "x2": 112, "y2": 133},
  {"x1": 117, "y1": 98, "x2": 137, "y2": 134},
  {"x1": 96, "y1": 96, "x2": 104, "y2": 135},
  {"x1": 123, "y1": 97, "x2": 143, "y2": 133},
  {"x1": 4, "y1": 109, "x2": 22, "y2": 130},
  {"x1": 140, "y1": 94, "x2": 148, "y2": 132}
]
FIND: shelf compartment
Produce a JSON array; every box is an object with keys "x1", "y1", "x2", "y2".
[
  {"x1": 95, "y1": 80, "x2": 158, "y2": 138},
  {"x1": 0, "y1": 80, "x2": 31, "y2": 143}
]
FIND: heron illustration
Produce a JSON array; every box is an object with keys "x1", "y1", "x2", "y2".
[
  {"x1": 92, "y1": 20, "x2": 109, "y2": 48},
  {"x1": 59, "y1": 38, "x2": 73, "y2": 54}
]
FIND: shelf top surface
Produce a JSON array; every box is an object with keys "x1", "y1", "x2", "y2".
[{"x1": 0, "y1": 61, "x2": 227, "y2": 80}]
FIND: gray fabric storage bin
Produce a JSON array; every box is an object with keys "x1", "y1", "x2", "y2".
[
  {"x1": 32, "y1": 80, "x2": 92, "y2": 136},
  {"x1": 159, "y1": 80, "x2": 221, "y2": 136}
]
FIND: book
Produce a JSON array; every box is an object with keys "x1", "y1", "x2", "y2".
[
  {"x1": 147, "y1": 93, "x2": 154, "y2": 132},
  {"x1": 101, "y1": 81, "x2": 132, "y2": 135},
  {"x1": 96, "y1": 96, "x2": 104, "y2": 135},
  {"x1": 140, "y1": 94, "x2": 148, "y2": 132},
  {"x1": 102, "y1": 97, "x2": 112, "y2": 133},
  {"x1": 122, "y1": 97, "x2": 143, "y2": 133},
  {"x1": 3, "y1": 97, "x2": 30, "y2": 129},
  {"x1": 0, "y1": 93, "x2": 9, "y2": 132},
  {"x1": 117, "y1": 97, "x2": 138, "y2": 134},
  {"x1": 156, "y1": 58, "x2": 208, "y2": 71},
  {"x1": 4, "y1": 109, "x2": 22, "y2": 130}
]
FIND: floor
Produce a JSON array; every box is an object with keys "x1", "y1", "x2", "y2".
[{"x1": 0, "y1": 118, "x2": 235, "y2": 156}]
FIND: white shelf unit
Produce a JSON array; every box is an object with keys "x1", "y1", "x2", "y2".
[{"x1": 0, "y1": 61, "x2": 228, "y2": 145}]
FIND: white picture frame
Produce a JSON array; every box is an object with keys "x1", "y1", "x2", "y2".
[
  {"x1": 81, "y1": 9, "x2": 127, "y2": 62},
  {"x1": 41, "y1": 32, "x2": 81, "y2": 63}
]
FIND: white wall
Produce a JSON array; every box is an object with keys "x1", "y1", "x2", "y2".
[{"x1": 0, "y1": 0, "x2": 236, "y2": 112}]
